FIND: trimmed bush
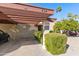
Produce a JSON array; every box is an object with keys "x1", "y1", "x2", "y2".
[
  {"x1": 49, "y1": 30, "x2": 54, "y2": 33},
  {"x1": 33, "y1": 31, "x2": 43, "y2": 43},
  {"x1": 45, "y1": 33, "x2": 67, "y2": 55}
]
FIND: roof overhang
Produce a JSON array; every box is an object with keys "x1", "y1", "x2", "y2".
[
  {"x1": 47, "y1": 18, "x2": 57, "y2": 22},
  {"x1": 0, "y1": 3, "x2": 54, "y2": 24}
]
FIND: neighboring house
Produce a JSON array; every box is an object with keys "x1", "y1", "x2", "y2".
[{"x1": 0, "y1": 3, "x2": 55, "y2": 48}]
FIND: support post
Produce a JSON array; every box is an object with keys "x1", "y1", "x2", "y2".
[
  {"x1": 42, "y1": 31, "x2": 46, "y2": 49},
  {"x1": 42, "y1": 21, "x2": 49, "y2": 49}
]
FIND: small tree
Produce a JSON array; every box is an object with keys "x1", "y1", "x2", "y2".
[
  {"x1": 53, "y1": 13, "x2": 79, "y2": 32},
  {"x1": 53, "y1": 21, "x2": 62, "y2": 32},
  {"x1": 62, "y1": 19, "x2": 79, "y2": 31}
]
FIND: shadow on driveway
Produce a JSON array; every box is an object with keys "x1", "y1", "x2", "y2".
[{"x1": 0, "y1": 36, "x2": 39, "y2": 56}]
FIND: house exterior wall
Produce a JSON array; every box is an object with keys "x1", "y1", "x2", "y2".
[
  {"x1": 0, "y1": 24, "x2": 37, "y2": 40},
  {"x1": 42, "y1": 21, "x2": 56, "y2": 49},
  {"x1": 49, "y1": 21, "x2": 56, "y2": 31},
  {"x1": 0, "y1": 24, "x2": 17, "y2": 40}
]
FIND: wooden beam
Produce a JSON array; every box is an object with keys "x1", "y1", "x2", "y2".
[
  {"x1": 0, "y1": 6, "x2": 49, "y2": 18},
  {"x1": 7, "y1": 14, "x2": 48, "y2": 18},
  {"x1": 8, "y1": 16, "x2": 47, "y2": 20},
  {"x1": 10, "y1": 18, "x2": 45, "y2": 22},
  {"x1": 13, "y1": 20, "x2": 40, "y2": 24}
]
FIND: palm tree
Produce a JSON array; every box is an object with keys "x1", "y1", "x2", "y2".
[
  {"x1": 67, "y1": 13, "x2": 79, "y2": 20},
  {"x1": 73, "y1": 14, "x2": 79, "y2": 19},
  {"x1": 56, "y1": 6, "x2": 62, "y2": 33},
  {"x1": 67, "y1": 13, "x2": 73, "y2": 18},
  {"x1": 56, "y1": 6, "x2": 62, "y2": 13}
]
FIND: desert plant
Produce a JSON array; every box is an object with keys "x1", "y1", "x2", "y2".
[{"x1": 45, "y1": 33, "x2": 68, "y2": 55}]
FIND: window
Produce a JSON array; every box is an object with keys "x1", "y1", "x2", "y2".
[
  {"x1": 44, "y1": 22, "x2": 49, "y2": 30},
  {"x1": 44, "y1": 26, "x2": 49, "y2": 30}
]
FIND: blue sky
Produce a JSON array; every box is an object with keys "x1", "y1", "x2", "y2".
[{"x1": 32, "y1": 3, "x2": 79, "y2": 21}]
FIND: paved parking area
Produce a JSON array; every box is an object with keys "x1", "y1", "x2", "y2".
[
  {"x1": 61, "y1": 37, "x2": 79, "y2": 56},
  {"x1": 0, "y1": 37, "x2": 51, "y2": 56}
]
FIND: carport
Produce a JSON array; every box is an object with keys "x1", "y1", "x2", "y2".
[
  {"x1": 0, "y1": 3, "x2": 54, "y2": 23},
  {"x1": 0, "y1": 3, "x2": 54, "y2": 43},
  {"x1": 0, "y1": 3, "x2": 55, "y2": 55}
]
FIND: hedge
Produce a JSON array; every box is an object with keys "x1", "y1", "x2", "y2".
[
  {"x1": 33, "y1": 31, "x2": 43, "y2": 43},
  {"x1": 45, "y1": 33, "x2": 68, "y2": 55}
]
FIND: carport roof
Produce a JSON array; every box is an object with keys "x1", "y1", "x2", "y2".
[{"x1": 0, "y1": 3, "x2": 54, "y2": 24}]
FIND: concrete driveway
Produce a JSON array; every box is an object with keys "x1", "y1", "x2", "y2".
[
  {"x1": 1, "y1": 35, "x2": 79, "y2": 56},
  {"x1": 0, "y1": 36, "x2": 51, "y2": 56},
  {"x1": 61, "y1": 37, "x2": 79, "y2": 56}
]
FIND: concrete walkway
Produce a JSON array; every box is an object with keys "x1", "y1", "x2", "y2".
[
  {"x1": 61, "y1": 37, "x2": 79, "y2": 56},
  {"x1": 0, "y1": 37, "x2": 51, "y2": 56}
]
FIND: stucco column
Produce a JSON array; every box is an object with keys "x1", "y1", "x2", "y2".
[
  {"x1": 42, "y1": 21, "x2": 49, "y2": 49},
  {"x1": 42, "y1": 30, "x2": 49, "y2": 49},
  {"x1": 42, "y1": 22, "x2": 46, "y2": 49},
  {"x1": 42, "y1": 31, "x2": 45, "y2": 49}
]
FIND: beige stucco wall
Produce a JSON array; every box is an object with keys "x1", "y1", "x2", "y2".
[
  {"x1": 42, "y1": 21, "x2": 56, "y2": 49},
  {"x1": 49, "y1": 21, "x2": 56, "y2": 31},
  {"x1": 0, "y1": 24, "x2": 19, "y2": 40},
  {"x1": 0, "y1": 23, "x2": 37, "y2": 40}
]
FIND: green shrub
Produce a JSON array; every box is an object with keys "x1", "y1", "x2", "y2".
[
  {"x1": 45, "y1": 33, "x2": 67, "y2": 55},
  {"x1": 49, "y1": 30, "x2": 54, "y2": 33},
  {"x1": 33, "y1": 31, "x2": 43, "y2": 43}
]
